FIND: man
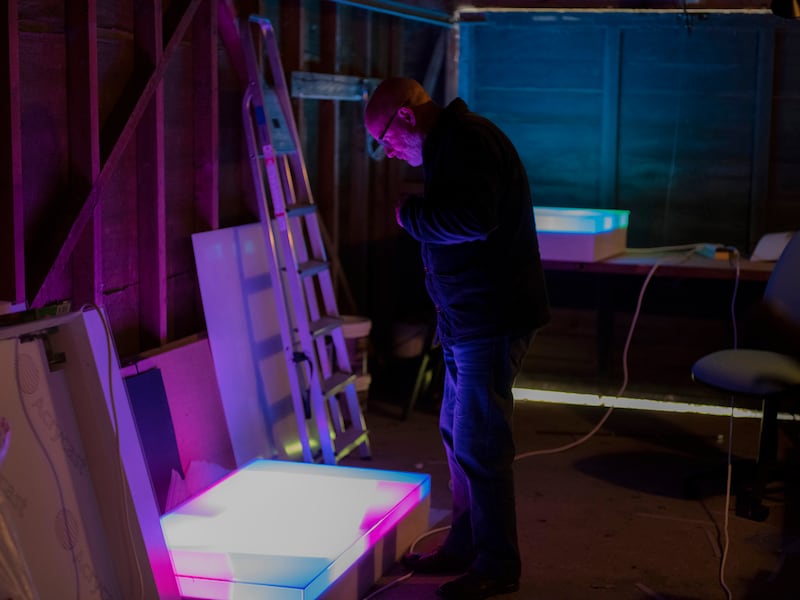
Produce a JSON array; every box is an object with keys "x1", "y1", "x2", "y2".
[{"x1": 364, "y1": 77, "x2": 550, "y2": 600}]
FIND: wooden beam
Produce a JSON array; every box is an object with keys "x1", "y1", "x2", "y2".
[
  {"x1": 280, "y1": 0, "x2": 305, "y2": 136},
  {"x1": 32, "y1": 0, "x2": 203, "y2": 308},
  {"x1": 136, "y1": 0, "x2": 167, "y2": 347},
  {"x1": 67, "y1": 0, "x2": 102, "y2": 308},
  {"x1": 749, "y1": 27, "x2": 775, "y2": 251},
  {"x1": 345, "y1": 6, "x2": 372, "y2": 314},
  {"x1": 217, "y1": 0, "x2": 249, "y2": 88},
  {"x1": 600, "y1": 26, "x2": 621, "y2": 210},
  {"x1": 194, "y1": 0, "x2": 220, "y2": 231},
  {"x1": 444, "y1": 22, "x2": 459, "y2": 102},
  {"x1": 422, "y1": 29, "x2": 447, "y2": 93},
  {"x1": 0, "y1": 0, "x2": 25, "y2": 305},
  {"x1": 318, "y1": 0, "x2": 341, "y2": 295}
]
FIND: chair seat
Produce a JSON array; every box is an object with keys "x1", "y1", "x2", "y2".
[{"x1": 692, "y1": 349, "x2": 800, "y2": 396}]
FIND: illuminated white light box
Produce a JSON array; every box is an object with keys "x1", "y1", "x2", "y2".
[
  {"x1": 161, "y1": 459, "x2": 431, "y2": 600},
  {"x1": 534, "y1": 206, "x2": 630, "y2": 262}
]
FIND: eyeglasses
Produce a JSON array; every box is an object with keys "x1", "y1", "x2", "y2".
[{"x1": 378, "y1": 100, "x2": 409, "y2": 142}]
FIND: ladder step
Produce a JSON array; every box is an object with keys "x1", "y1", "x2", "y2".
[
  {"x1": 256, "y1": 149, "x2": 299, "y2": 160},
  {"x1": 335, "y1": 429, "x2": 370, "y2": 461},
  {"x1": 322, "y1": 371, "x2": 357, "y2": 399},
  {"x1": 298, "y1": 259, "x2": 328, "y2": 278},
  {"x1": 309, "y1": 315, "x2": 342, "y2": 338},
  {"x1": 286, "y1": 202, "x2": 316, "y2": 217}
]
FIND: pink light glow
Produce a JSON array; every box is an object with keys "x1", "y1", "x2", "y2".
[{"x1": 160, "y1": 459, "x2": 430, "y2": 600}]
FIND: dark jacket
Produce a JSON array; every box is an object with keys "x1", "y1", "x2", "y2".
[{"x1": 397, "y1": 98, "x2": 550, "y2": 345}]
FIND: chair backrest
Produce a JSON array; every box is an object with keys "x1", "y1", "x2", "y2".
[{"x1": 763, "y1": 230, "x2": 800, "y2": 327}]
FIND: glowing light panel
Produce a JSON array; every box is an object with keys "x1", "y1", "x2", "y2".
[
  {"x1": 513, "y1": 387, "x2": 800, "y2": 421},
  {"x1": 161, "y1": 459, "x2": 430, "y2": 600},
  {"x1": 534, "y1": 206, "x2": 629, "y2": 234}
]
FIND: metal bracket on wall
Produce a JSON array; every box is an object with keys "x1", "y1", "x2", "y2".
[{"x1": 291, "y1": 72, "x2": 380, "y2": 102}]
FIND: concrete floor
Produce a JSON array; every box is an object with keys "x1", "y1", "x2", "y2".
[{"x1": 341, "y1": 391, "x2": 800, "y2": 600}]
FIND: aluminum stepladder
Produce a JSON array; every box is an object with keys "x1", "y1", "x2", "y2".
[{"x1": 239, "y1": 15, "x2": 370, "y2": 465}]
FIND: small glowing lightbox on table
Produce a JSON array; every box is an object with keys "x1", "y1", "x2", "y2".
[
  {"x1": 534, "y1": 206, "x2": 630, "y2": 262},
  {"x1": 161, "y1": 459, "x2": 431, "y2": 600}
]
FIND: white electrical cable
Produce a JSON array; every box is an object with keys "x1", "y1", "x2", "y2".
[
  {"x1": 361, "y1": 249, "x2": 671, "y2": 597},
  {"x1": 514, "y1": 246, "x2": 696, "y2": 460},
  {"x1": 361, "y1": 524, "x2": 452, "y2": 599},
  {"x1": 363, "y1": 243, "x2": 742, "y2": 599},
  {"x1": 626, "y1": 242, "x2": 715, "y2": 254},
  {"x1": 13, "y1": 337, "x2": 80, "y2": 600}
]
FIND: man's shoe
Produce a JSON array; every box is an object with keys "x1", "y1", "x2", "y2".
[
  {"x1": 436, "y1": 571, "x2": 519, "y2": 600},
  {"x1": 401, "y1": 549, "x2": 472, "y2": 574}
]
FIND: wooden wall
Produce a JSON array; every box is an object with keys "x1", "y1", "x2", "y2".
[
  {"x1": 3, "y1": 0, "x2": 231, "y2": 357},
  {"x1": 1, "y1": 0, "x2": 447, "y2": 362},
  {"x1": 3, "y1": 1, "x2": 797, "y2": 372},
  {"x1": 458, "y1": 10, "x2": 800, "y2": 252}
]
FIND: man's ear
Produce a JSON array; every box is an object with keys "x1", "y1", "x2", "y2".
[{"x1": 397, "y1": 106, "x2": 416, "y2": 126}]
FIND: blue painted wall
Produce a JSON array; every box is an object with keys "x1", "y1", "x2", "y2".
[{"x1": 459, "y1": 11, "x2": 800, "y2": 251}]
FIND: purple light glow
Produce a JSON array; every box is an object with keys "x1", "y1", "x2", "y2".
[{"x1": 161, "y1": 459, "x2": 430, "y2": 600}]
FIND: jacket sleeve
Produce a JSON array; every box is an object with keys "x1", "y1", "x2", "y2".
[{"x1": 398, "y1": 126, "x2": 501, "y2": 244}]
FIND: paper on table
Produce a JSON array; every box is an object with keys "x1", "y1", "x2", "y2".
[{"x1": 750, "y1": 231, "x2": 795, "y2": 262}]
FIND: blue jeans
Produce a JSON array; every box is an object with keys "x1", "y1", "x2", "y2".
[{"x1": 438, "y1": 331, "x2": 534, "y2": 580}]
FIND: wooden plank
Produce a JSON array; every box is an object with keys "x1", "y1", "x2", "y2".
[
  {"x1": 461, "y1": 1, "x2": 769, "y2": 9},
  {"x1": 160, "y1": 41, "x2": 203, "y2": 343},
  {"x1": 318, "y1": 0, "x2": 341, "y2": 295},
  {"x1": 217, "y1": 0, "x2": 248, "y2": 87},
  {"x1": 343, "y1": 6, "x2": 369, "y2": 314},
  {"x1": 600, "y1": 26, "x2": 621, "y2": 209},
  {"x1": 748, "y1": 28, "x2": 775, "y2": 250},
  {"x1": 444, "y1": 25, "x2": 458, "y2": 103},
  {"x1": 32, "y1": 0, "x2": 203, "y2": 308},
  {"x1": 617, "y1": 20, "x2": 761, "y2": 249},
  {"x1": 121, "y1": 336, "x2": 237, "y2": 474},
  {"x1": 621, "y1": 28, "x2": 761, "y2": 94},
  {"x1": 467, "y1": 22, "x2": 608, "y2": 208},
  {"x1": 136, "y1": 0, "x2": 167, "y2": 347},
  {"x1": 67, "y1": 0, "x2": 102, "y2": 308},
  {"x1": 218, "y1": 0, "x2": 255, "y2": 224},
  {"x1": 456, "y1": 16, "x2": 472, "y2": 102},
  {"x1": 194, "y1": 0, "x2": 219, "y2": 231},
  {"x1": 766, "y1": 29, "x2": 800, "y2": 235},
  {"x1": 280, "y1": 0, "x2": 305, "y2": 134},
  {"x1": 472, "y1": 25, "x2": 607, "y2": 90},
  {"x1": 0, "y1": 0, "x2": 25, "y2": 305},
  {"x1": 366, "y1": 14, "x2": 406, "y2": 355},
  {"x1": 422, "y1": 29, "x2": 446, "y2": 92}
]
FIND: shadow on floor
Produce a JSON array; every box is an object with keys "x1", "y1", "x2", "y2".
[{"x1": 353, "y1": 395, "x2": 800, "y2": 600}]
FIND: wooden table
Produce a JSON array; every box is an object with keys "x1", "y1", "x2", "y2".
[
  {"x1": 543, "y1": 249, "x2": 773, "y2": 282},
  {"x1": 537, "y1": 249, "x2": 775, "y2": 389}
]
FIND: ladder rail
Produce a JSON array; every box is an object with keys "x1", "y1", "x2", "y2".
[
  {"x1": 241, "y1": 15, "x2": 370, "y2": 464},
  {"x1": 251, "y1": 16, "x2": 315, "y2": 206},
  {"x1": 241, "y1": 21, "x2": 332, "y2": 462},
  {"x1": 241, "y1": 88, "x2": 314, "y2": 463}
]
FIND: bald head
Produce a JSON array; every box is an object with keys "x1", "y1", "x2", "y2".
[
  {"x1": 365, "y1": 78, "x2": 429, "y2": 129},
  {"x1": 364, "y1": 78, "x2": 440, "y2": 166}
]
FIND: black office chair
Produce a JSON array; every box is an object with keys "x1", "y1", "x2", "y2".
[{"x1": 691, "y1": 231, "x2": 800, "y2": 520}]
